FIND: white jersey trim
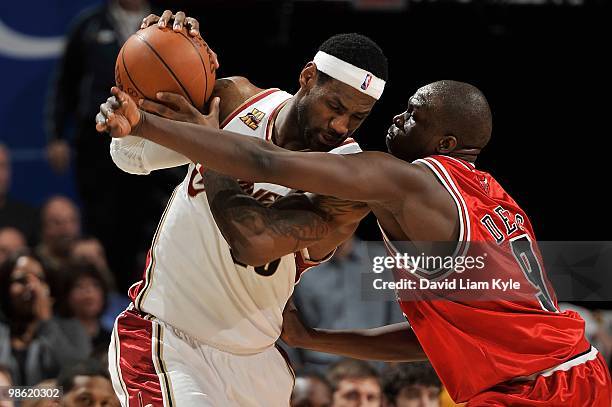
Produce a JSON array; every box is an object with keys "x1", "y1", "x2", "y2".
[{"x1": 512, "y1": 346, "x2": 599, "y2": 382}]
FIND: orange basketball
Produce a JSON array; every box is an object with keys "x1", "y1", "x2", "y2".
[{"x1": 115, "y1": 26, "x2": 216, "y2": 111}]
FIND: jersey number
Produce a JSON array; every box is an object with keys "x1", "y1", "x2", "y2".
[{"x1": 509, "y1": 235, "x2": 557, "y2": 312}]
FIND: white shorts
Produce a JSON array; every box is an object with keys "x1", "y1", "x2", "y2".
[{"x1": 108, "y1": 307, "x2": 294, "y2": 407}]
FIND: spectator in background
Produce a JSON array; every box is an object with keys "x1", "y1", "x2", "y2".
[
  {"x1": 0, "y1": 364, "x2": 15, "y2": 407},
  {"x1": 292, "y1": 372, "x2": 333, "y2": 407},
  {"x1": 293, "y1": 236, "x2": 404, "y2": 372},
  {"x1": 71, "y1": 237, "x2": 116, "y2": 291},
  {"x1": 0, "y1": 251, "x2": 91, "y2": 385},
  {"x1": 36, "y1": 196, "x2": 80, "y2": 284},
  {"x1": 0, "y1": 144, "x2": 39, "y2": 245},
  {"x1": 58, "y1": 262, "x2": 111, "y2": 360},
  {"x1": 57, "y1": 360, "x2": 119, "y2": 407},
  {"x1": 0, "y1": 228, "x2": 27, "y2": 266},
  {"x1": 45, "y1": 0, "x2": 176, "y2": 293},
  {"x1": 70, "y1": 237, "x2": 129, "y2": 337},
  {"x1": 326, "y1": 359, "x2": 382, "y2": 407},
  {"x1": 381, "y1": 362, "x2": 441, "y2": 407}
]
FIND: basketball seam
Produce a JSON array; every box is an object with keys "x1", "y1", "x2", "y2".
[
  {"x1": 177, "y1": 30, "x2": 209, "y2": 110},
  {"x1": 121, "y1": 47, "x2": 147, "y2": 99},
  {"x1": 134, "y1": 32, "x2": 196, "y2": 107}
]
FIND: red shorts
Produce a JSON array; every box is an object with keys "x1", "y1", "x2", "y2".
[{"x1": 468, "y1": 350, "x2": 611, "y2": 407}]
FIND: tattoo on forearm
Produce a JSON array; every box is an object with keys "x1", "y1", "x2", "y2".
[
  {"x1": 203, "y1": 169, "x2": 331, "y2": 252},
  {"x1": 311, "y1": 194, "x2": 369, "y2": 218}
]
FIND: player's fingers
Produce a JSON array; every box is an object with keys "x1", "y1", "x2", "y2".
[
  {"x1": 95, "y1": 112, "x2": 107, "y2": 126},
  {"x1": 156, "y1": 92, "x2": 189, "y2": 108},
  {"x1": 95, "y1": 112, "x2": 109, "y2": 132},
  {"x1": 107, "y1": 96, "x2": 121, "y2": 110},
  {"x1": 207, "y1": 97, "x2": 221, "y2": 119},
  {"x1": 100, "y1": 103, "x2": 115, "y2": 120},
  {"x1": 158, "y1": 10, "x2": 173, "y2": 28},
  {"x1": 110, "y1": 86, "x2": 129, "y2": 105},
  {"x1": 95, "y1": 121, "x2": 108, "y2": 133},
  {"x1": 185, "y1": 17, "x2": 199, "y2": 36},
  {"x1": 173, "y1": 11, "x2": 186, "y2": 32},
  {"x1": 139, "y1": 100, "x2": 174, "y2": 118},
  {"x1": 141, "y1": 14, "x2": 159, "y2": 29},
  {"x1": 210, "y1": 48, "x2": 220, "y2": 70}
]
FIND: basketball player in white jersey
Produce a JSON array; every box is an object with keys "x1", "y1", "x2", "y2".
[{"x1": 100, "y1": 20, "x2": 389, "y2": 406}]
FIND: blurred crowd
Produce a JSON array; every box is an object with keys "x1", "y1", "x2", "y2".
[{"x1": 1, "y1": 0, "x2": 611, "y2": 405}]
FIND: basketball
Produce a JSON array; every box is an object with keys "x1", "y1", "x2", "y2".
[{"x1": 115, "y1": 26, "x2": 216, "y2": 111}]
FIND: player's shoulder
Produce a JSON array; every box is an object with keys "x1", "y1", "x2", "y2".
[{"x1": 212, "y1": 77, "x2": 265, "y2": 123}]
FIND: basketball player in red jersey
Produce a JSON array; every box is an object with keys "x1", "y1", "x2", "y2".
[{"x1": 97, "y1": 79, "x2": 611, "y2": 405}]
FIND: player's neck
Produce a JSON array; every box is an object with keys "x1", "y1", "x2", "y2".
[
  {"x1": 271, "y1": 97, "x2": 307, "y2": 151},
  {"x1": 448, "y1": 149, "x2": 480, "y2": 163}
]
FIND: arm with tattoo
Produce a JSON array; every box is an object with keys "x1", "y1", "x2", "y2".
[
  {"x1": 203, "y1": 169, "x2": 371, "y2": 266},
  {"x1": 203, "y1": 169, "x2": 333, "y2": 266}
]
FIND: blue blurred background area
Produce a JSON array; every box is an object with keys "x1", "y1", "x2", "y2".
[{"x1": 1, "y1": 0, "x2": 101, "y2": 203}]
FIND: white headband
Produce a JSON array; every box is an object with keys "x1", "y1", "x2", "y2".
[{"x1": 313, "y1": 51, "x2": 385, "y2": 100}]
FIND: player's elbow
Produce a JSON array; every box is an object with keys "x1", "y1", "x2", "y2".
[
  {"x1": 109, "y1": 138, "x2": 150, "y2": 175},
  {"x1": 230, "y1": 238, "x2": 279, "y2": 267}
]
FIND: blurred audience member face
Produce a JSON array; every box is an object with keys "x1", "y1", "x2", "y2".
[
  {"x1": 41, "y1": 197, "x2": 80, "y2": 257},
  {"x1": 72, "y1": 239, "x2": 108, "y2": 272},
  {"x1": 0, "y1": 368, "x2": 14, "y2": 407},
  {"x1": 0, "y1": 227, "x2": 26, "y2": 264},
  {"x1": 69, "y1": 276, "x2": 105, "y2": 320},
  {"x1": 333, "y1": 377, "x2": 381, "y2": 407},
  {"x1": 9, "y1": 256, "x2": 47, "y2": 318},
  {"x1": 393, "y1": 385, "x2": 440, "y2": 407},
  {"x1": 62, "y1": 375, "x2": 119, "y2": 407},
  {"x1": 292, "y1": 376, "x2": 332, "y2": 407},
  {"x1": 0, "y1": 145, "x2": 9, "y2": 199}
]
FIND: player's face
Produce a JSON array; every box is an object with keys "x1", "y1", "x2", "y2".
[
  {"x1": 386, "y1": 91, "x2": 440, "y2": 162},
  {"x1": 297, "y1": 77, "x2": 374, "y2": 152},
  {"x1": 62, "y1": 376, "x2": 120, "y2": 407}
]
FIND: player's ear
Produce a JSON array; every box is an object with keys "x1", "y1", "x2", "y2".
[
  {"x1": 298, "y1": 62, "x2": 317, "y2": 90},
  {"x1": 437, "y1": 135, "x2": 458, "y2": 154}
]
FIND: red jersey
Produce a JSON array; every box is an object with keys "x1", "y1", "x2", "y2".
[{"x1": 381, "y1": 155, "x2": 595, "y2": 403}]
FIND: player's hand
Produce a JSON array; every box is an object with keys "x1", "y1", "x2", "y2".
[
  {"x1": 280, "y1": 300, "x2": 312, "y2": 347},
  {"x1": 46, "y1": 139, "x2": 70, "y2": 174},
  {"x1": 141, "y1": 10, "x2": 219, "y2": 70},
  {"x1": 198, "y1": 97, "x2": 221, "y2": 129},
  {"x1": 139, "y1": 92, "x2": 208, "y2": 125},
  {"x1": 95, "y1": 87, "x2": 142, "y2": 138}
]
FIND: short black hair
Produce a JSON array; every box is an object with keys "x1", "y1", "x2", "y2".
[
  {"x1": 382, "y1": 362, "x2": 441, "y2": 403},
  {"x1": 57, "y1": 359, "x2": 110, "y2": 394},
  {"x1": 318, "y1": 33, "x2": 388, "y2": 81},
  {"x1": 421, "y1": 80, "x2": 492, "y2": 149}
]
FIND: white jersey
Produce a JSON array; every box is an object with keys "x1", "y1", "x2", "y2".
[{"x1": 114, "y1": 88, "x2": 361, "y2": 354}]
